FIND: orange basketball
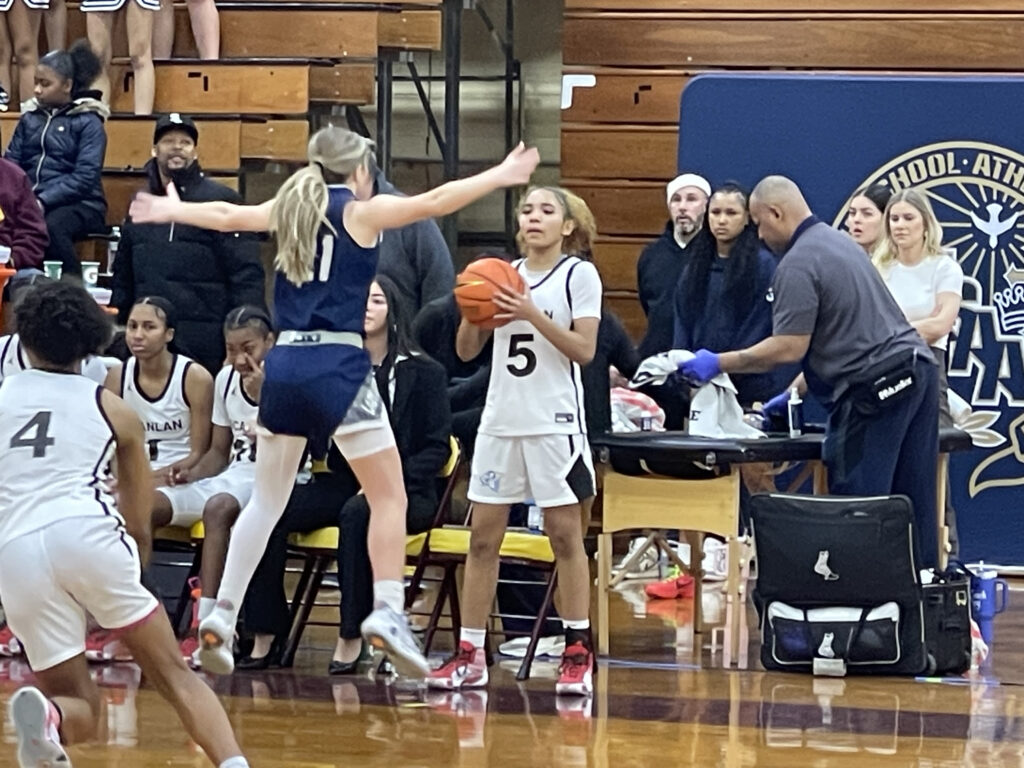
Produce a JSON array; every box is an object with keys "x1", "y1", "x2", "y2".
[{"x1": 453, "y1": 257, "x2": 525, "y2": 330}]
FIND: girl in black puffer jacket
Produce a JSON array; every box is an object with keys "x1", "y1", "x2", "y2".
[{"x1": 4, "y1": 39, "x2": 109, "y2": 279}]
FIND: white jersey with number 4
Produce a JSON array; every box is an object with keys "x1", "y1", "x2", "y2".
[
  {"x1": 120, "y1": 354, "x2": 194, "y2": 468},
  {"x1": 479, "y1": 256, "x2": 602, "y2": 437},
  {"x1": 213, "y1": 366, "x2": 259, "y2": 465},
  {"x1": 0, "y1": 369, "x2": 121, "y2": 547}
]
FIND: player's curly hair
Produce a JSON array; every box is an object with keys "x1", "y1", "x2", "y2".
[{"x1": 17, "y1": 281, "x2": 112, "y2": 367}]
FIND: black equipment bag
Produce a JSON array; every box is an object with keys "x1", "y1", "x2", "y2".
[
  {"x1": 922, "y1": 564, "x2": 973, "y2": 676},
  {"x1": 750, "y1": 493, "x2": 928, "y2": 676}
]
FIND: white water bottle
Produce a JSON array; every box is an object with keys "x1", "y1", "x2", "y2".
[{"x1": 788, "y1": 387, "x2": 804, "y2": 438}]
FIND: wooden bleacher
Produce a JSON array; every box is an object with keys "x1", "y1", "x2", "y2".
[
  {"x1": 562, "y1": 0, "x2": 1024, "y2": 339},
  {"x1": 0, "y1": 1, "x2": 443, "y2": 227}
]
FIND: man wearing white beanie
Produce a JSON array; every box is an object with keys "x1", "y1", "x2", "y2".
[{"x1": 637, "y1": 172, "x2": 711, "y2": 359}]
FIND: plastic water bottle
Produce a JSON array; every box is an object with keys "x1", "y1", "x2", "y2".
[
  {"x1": 788, "y1": 387, "x2": 804, "y2": 438},
  {"x1": 527, "y1": 504, "x2": 544, "y2": 532}
]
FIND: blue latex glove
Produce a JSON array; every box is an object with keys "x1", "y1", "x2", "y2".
[
  {"x1": 762, "y1": 391, "x2": 790, "y2": 419},
  {"x1": 677, "y1": 349, "x2": 721, "y2": 386}
]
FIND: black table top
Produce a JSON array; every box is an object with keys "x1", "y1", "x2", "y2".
[{"x1": 590, "y1": 427, "x2": 972, "y2": 477}]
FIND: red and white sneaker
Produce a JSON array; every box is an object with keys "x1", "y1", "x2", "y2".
[
  {"x1": 0, "y1": 624, "x2": 22, "y2": 657},
  {"x1": 85, "y1": 629, "x2": 133, "y2": 663},
  {"x1": 644, "y1": 570, "x2": 696, "y2": 600},
  {"x1": 425, "y1": 641, "x2": 488, "y2": 690},
  {"x1": 555, "y1": 642, "x2": 594, "y2": 697},
  {"x1": 9, "y1": 686, "x2": 69, "y2": 767}
]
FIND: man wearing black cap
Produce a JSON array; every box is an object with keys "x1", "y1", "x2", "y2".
[{"x1": 111, "y1": 114, "x2": 266, "y2": 373}]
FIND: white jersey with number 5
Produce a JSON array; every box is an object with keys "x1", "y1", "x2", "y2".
[
  {"x1": 478, "y1": 256, "x2": 602, "y2": 437},
  {"x1": 0, "y1": 369, "x2": 121, "y2": 547},
  {"x1": 213, "y1": 366, "x2": 259, "y2": 465},
  {"x1": 120, "y1": 354, "x2": 194, "y2": 469}
]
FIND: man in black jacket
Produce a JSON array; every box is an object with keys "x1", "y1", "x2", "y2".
[
  {"x1": 111, "y1": 114, "x2": 266, "y2": 373},
  {"x1": 636, "y1": 172, "x2": 710, "y2": 359}
]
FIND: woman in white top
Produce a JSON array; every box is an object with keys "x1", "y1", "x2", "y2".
[
  {"x1": 104, "y1": 296, "x2": 213, "y2": 488},
  {"x1": 873, "y1": 186, "x2": 964, "y2": 551}
]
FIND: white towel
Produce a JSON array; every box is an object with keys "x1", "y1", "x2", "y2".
[{"x1": 629, "y1": 350, "x2": 764, "y2": 439}]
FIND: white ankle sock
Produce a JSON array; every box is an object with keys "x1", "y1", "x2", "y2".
[
  {"x1": 198, "y1": 597, "x2": 216, "y2": 622},
  {"x1": 219, "y1": 757, "x2": 249, "y2": 768},
  {"x1": 460, "y1": 627, "x2": 486, "y2": 649},
  {"x1": 563, "y1": 619, "x2": 590, "y2": 631},
  {"x1": 373, "y1": 580, "x2": 405, "y2": 614}
]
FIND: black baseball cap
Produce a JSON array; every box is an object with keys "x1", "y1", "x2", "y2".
[{"x1": 154, "y1": 113, "x2": 199, "y2": 145}]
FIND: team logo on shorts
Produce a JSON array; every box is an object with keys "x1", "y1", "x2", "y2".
[
  {"x1": 836, "y1": 141, "x2": 1024, "y2": 497},
  {"x1": 480, "y1": 470, "x2": 501, "y2": 493}
]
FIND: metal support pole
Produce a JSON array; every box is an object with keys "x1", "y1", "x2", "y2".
[
  {"x1": 407, "y1": 60, "x2": 447, "y2": 156},
  {"x1": 503, "y1": 0, "x2": 515, "y2": 248},
  {"x1": 442, "y1": 0, "x2": 463, "y2": 254},
  {"x1": 376, "y1": 55, "x2": 394, "y2": 178}
]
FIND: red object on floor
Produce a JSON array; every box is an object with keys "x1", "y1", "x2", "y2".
[{"x1": 644, "y1": 573, "x2": 696, "y2": 600}]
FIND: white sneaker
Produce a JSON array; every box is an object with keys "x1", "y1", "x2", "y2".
[
  {"x1": 10, "y1": 686, "x2": 70, "y2": 767},
  {"x1": 497, "y1": 635, "x2": 565, "y2": 659},
  {"x1": 360, "y1": 606, "x2": 430, "y2": 679},
  {"x1": 197, "y1": 608, "x2": 236, "y2": 675},
  {"x1": 614, "y1": 537, "x2": 661, "y2": 580},
  {"x1": 702, "y1": 539, "x2": 728, "y2": 582}
]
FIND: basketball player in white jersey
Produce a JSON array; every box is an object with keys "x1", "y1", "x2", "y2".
[
  {"x1": 428, "y1": 187, "x2": 603, "y2": 696},
  {"x1": 104, "y1": 297, "x2": 213, "y2": 487},
  {"x1": 0, "y1": 278, "x2": 109, "y2": 385},
  {"x1": 153, "y1": 306, "x2": 274, "y2": 666},
  {"x1": 0, "y1": 281, "x2": 249, "y2": 768}
]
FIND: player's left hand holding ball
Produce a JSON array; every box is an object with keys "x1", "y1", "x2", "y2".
[
  {"x1": 130, "y1": 181, "x2": 182, "y2": 224},
  {"x1": 493, "y1": 283, "x2": 538, "y2": 324},
  {"x1": 678, "y1": 349, "x2": 721, "y2": 386}
]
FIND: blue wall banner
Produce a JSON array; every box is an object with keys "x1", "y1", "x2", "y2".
[{"x1": 678, "y1": 74, "x2": 1024, "y2": 565}]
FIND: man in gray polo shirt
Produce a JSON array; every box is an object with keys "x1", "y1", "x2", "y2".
[{"x1": 679, "y1": 176, "x2": 940, "y2": 567}]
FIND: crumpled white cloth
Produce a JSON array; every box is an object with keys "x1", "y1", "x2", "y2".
[{"x1": 629, "y1": 350, "x2": 764, "y2": 439}]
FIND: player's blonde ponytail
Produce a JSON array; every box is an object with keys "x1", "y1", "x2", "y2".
[{"x1": 270, "y1": 126, "x2": 376, "y2": 286}]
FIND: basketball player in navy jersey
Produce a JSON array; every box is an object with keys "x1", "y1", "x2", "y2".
[
  {"x1": 427, "y1": 187, "x2": 602, "y2": 696},
  {"x1": 129, "y1": 125, "x2": 540, "y2": 676},
  {"x1": 0, "y1": 282, "x2": 249, "y2": 768}
]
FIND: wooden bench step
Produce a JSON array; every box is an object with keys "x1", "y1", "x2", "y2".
[
  {"x1": 108, "y1": 60, "x2": 314, "y2": 114},
  {"x1": 566, "y1": 1, "x2": 1020, "y2": 10},
  {"x1": 1, "y1": 113, "x2": 309, "y2": 168},
  {"x1": 567, "y1": 180, "x2": 667, "y2": 239},
  {"x1": 564, "y1": 12, "x2": 1024, "y2": 70},
  {"x1": 561, "y1": 124, "x2": 677, "y2": 181},
  {"x1": 68, "y1": 4, "x2": 440, "y2": 58}
]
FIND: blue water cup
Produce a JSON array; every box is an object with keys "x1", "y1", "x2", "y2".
[{"x1": 969, "y1": 565, "x2": 1009, "y2": 621}]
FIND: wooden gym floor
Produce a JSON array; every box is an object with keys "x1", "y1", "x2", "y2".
[{"x1": 0, "y1": 579, "x2": 1020, "y2": 767}]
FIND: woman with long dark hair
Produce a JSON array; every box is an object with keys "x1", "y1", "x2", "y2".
[{"x1": 673, "y1": 183, "x2": 794, "y2": 406}]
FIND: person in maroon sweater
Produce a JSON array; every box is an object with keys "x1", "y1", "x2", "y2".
[{"x1": 0, "y1": 157, "x2": 48, "y2": 273}]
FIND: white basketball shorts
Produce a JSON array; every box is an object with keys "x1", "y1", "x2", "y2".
[
  {"x1": 468, "y1": 433, "x2": 595, "y2": 508},
  {"x1": 0, "y1": 515, "x2": 159, "y2": 671},
  {"x1": 157, "y1": 461, "x2": 256, "y2": 527}
]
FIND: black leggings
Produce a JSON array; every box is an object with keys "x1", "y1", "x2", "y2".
[{"x1": 44, "y1": 203, "x2": 106, "y2": 277}]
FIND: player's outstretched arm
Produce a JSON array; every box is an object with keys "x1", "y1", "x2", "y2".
[
  {"x1": 129, "y1": 182, "x2": 275, "y2": 233},
  {"x1": 348, "y1": 143, "x2": 540, "y2": 240},
  {"x1": 101, "y1": 389, "x2": 156, "y2": 564}
]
